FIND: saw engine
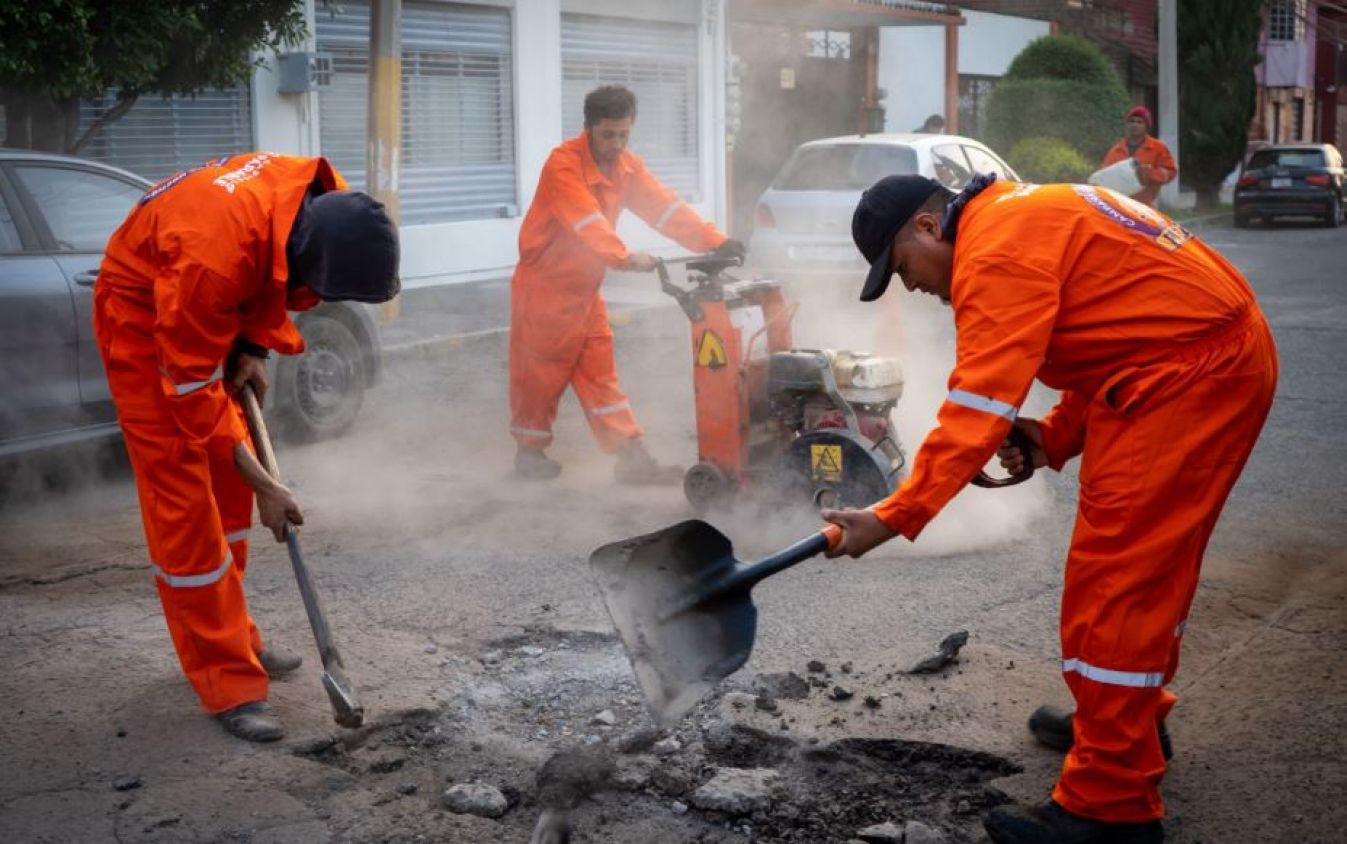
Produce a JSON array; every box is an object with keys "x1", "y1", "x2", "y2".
[{"x1": 657, "y1": 255, "x2": 906, "y2": 512}]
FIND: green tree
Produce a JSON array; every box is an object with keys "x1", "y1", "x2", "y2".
[
  {"x1": 0, "y1": 1, "x2": 306, "y2": 153},
  {"x1": 984, "y1": 35, "x2": 1130, "y2": 165},
  {"x1": 1178, "y1": 0, "x2": 1262, "y2": 208}
]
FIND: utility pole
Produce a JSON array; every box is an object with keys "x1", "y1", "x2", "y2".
[
  {"x1": 1158, "y1": 0, "x2": 1180, "y2": 208},
  {"x1": 368, "y1": 0, "x2": 401, "y2": 320}
]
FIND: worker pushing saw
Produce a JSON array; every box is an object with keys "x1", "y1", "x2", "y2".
[
  {"x1": 509, "y1": 84, "x2": 745, "y2": 482},
  {"x1": 95, "y1": 153, "x2": 399, "y2": 742},
  {"x1": 824, "y1": 173, "x2": 1277, "y2": 843}
]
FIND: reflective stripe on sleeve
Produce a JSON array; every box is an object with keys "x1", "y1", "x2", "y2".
[
  {"x1": 224, "y1": 529, "x2": 249, "y2": 544},
  {"x1": 947, "y1": 389, "x2": 1018, "y2": 421},
  {"x1": 573, "y1": 211, "x2": 604, "y2": 233},
  {"x1": 654, "y1": 200, "x2": 683, "y2": 231},
  {"x1": 169, "y1": 365, "x2": 224, "y2": 396},
  {"x1": 152, "y1": 551, "x2": 233, "y2": 589},
  {"x1": 1062, "y1": 657, "x2": 1165, "y2": 688},
  {"x1": 586, "y1": 401, "x2": 631, "y2": 417}
]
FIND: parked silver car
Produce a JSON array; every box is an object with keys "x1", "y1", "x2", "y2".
[
  {"x1": 0, "y1": 150, "x2": 382, "y2": 459},
  {"x1": 747, "y1": 133, "x2": 1019, "y2": 283}
]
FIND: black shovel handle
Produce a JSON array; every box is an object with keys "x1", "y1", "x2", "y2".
[
  {"x1": 972, "y1": 425, "x2": 1036, "y2": 489},
  {"x1": 660, "y1": 524, "x2": 843, "y2": 621}
]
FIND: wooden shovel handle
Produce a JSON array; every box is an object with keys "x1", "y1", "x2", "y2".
[{"x1": 239, "y1": 384, "x2": 283, "y2": 484}]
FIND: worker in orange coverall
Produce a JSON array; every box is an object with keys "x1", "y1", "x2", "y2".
[
  {"x1": 509, "y1": 84, "x2": 743, "y2": 482},
  {"x1": 95, "y1": 153, "x2": 399, "y2": 742},
  {"x1": 1101, "y1": 105, "x2": 1177, "y2": 208},
  {"x1": 823, "y1": 173, "x2": 1277, "y2": 843}
]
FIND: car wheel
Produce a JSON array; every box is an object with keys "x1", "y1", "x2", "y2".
[
  {"x1": 273, "y1": 314, "x2": 366, "y2": 442},
  {"x1": 1326, "y1": 194, "x2": 1344, "y2": 228},
  {"x1": 1234, "y1": 212, "x2": 1251, "y2": 229}
]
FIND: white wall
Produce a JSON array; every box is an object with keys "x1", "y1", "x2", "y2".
[
  {"x1": 877, "y1": 10, "x2": 1049, "y2": 135},
  {"x1": 250, "y1": 0, "x2": 725, "y2": 290}
]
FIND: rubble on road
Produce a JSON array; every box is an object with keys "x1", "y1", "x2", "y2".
[
  {"x1": 689, "y1": 767, "x2": 780, "y2": 815},
  {"x1": 442, "y1": 782, "x2": 509, "y2": 818},
  {"x1": 906, "y1": 631, "x2": 970, "y2": 674},
  {"x1": 754, "y1": 671, "x2": 811, "y2": 700}
]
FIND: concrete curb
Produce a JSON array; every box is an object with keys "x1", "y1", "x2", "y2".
[{"x1": 380, "y1": 301, "x2": 682, "y2": 367}]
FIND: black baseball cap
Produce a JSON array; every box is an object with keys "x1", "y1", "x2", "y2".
[{"x1": 851, "y1": 175, "x2": 942, "y2": 302}]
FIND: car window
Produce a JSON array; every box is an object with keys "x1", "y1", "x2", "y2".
[
  {"x1": 773, "y1": 144, "x2": 919, "y2": 190},
  {"x1": 0, "y1": 194, "x2": 22, "y2": 254},
  {"x1": 13, "y1": 164, "x2": 142, "y2": 252},
  {"x1": 962, "y1": 145, "x2": 1010, "y2": 179},
  {"x1": 931, "y1": 144, "x2": 972, "y2": 189},
  {"x1": 1246, "y1": 149, "x2": 1326, "y2": 170}
]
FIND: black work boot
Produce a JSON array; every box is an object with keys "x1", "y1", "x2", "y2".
[
  {"x1": 1028, "y1": 705, "x2": 1174, "y2": 761},
  {"x1": 257, "y1": 645, "x2": 303, "y2": 678},
  {"x1": 515, "y1": 447, "x2": 562, "y2": 480},
  {"x1": 216, "y1": 701, "x2": 285, "y2": 743},
  {"x1": 613, "y1": 440, "x2": 682, "y2": 486},
  {"x1": 984, "y1": 800, "x2": 1163, "y2": 844}
]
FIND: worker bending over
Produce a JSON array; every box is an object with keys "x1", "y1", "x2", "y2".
[
  {"x1": 509, "y1": 84, "x2": 743, "y2": 482},
  {"x1": 96, "y1": 153, "x2": 399, "y2": 741},
  {"x1": 826, "y1": 173, "x2": 1276, "y2": 843}
]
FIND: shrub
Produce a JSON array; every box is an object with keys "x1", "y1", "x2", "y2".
[
  {"x1": 985, "y1": 35, "x2": 1131, "y2": 166},
  {"x1": 1008, "y1": 137, "x2": 1094, "y2": 183},
  {"x1": 1003, "y1": 34, "x2": 1119, "y2": 87},
  {"x1": 986, "y1": 78, "x2": 1131, "y2": 163}
]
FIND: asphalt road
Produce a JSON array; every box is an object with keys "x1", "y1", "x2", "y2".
[{"x1": 0, "y1": 216, "x2": 1343, "y2": 843}]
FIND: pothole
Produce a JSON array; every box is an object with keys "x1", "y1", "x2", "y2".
[{"x1": 285, "y1": 628, "x2": 1020, "y2": 843}]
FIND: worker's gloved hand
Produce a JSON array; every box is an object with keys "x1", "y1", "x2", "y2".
[
  {"x1": 622, "y1": 251, "x2": 658, "y2": 272},
  {"x1": 714, "y1": 238, "x2": 747, "y2": 261},
  {"x1": 819, "y1": 507, "x2": 896, "y2": 559},
  {"x1": 996, "y1": 418, "x2": 1048, "y2": 475}
]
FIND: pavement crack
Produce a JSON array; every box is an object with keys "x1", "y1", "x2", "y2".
[{"x1": 0, "y1": 561, "x2": 145, "y2": 591}]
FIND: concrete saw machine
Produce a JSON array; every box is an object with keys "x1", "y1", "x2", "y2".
[{"x1": 655, "y1": 255, "x2": 906, "y2": 513}]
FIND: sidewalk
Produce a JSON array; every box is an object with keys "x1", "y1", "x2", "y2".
[{"x1": 377, "y1": 270, "x2": 679, "y2": 358}]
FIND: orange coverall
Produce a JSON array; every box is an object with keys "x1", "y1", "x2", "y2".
[
  {"x1": 94, "y1": 153, "x2": 341, "y2": 714},
  {"x1": 1102, "y1": 135, "x2": 1177, "y2": 208},
  {"x1": 509, "y1": 134, "x2": 726, "y2": 452},
  {"x1": 873, "y1": 181, "x2": 1277, "y2": 822}
]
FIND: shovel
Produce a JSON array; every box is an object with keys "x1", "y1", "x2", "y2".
[
  {"x1": 240, "y1": 385, "x2": 365, "y2": 729},
  {"x1": 589, "y1": 520, "x2": 842, "y2": 725}
]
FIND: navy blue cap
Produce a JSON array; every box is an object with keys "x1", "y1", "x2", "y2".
[
  {"x1": 851, "y1": 175, "x2": 942, "y2": 302},
  {"x1": 288, "y1": 190, "x2": 401, "y2": 303}
]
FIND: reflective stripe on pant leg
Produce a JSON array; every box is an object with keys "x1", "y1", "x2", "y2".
[
  {"x1": 572, "y1": 304, "x2": 641, "y2": 452},
  {"x1": 508, "y1": 278, "x2": 594, "y2": 451},
  {"x1": 118, "y1": 415, "x2": 268, "y2": 714},
  {"x1": 1054, "y1": 327, "x2": 1276, "y2": 824}
]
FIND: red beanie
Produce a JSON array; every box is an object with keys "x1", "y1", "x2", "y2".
[{"x1": 1126, "y1": 105, "x2": 1153, "y2": 128}]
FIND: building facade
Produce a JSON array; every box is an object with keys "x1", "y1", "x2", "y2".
[{"x1": 72, "y1": 0, "x2": 729, "y2": 291}]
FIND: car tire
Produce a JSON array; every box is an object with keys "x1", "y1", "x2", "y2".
[
  {"x1": 1234, "y1": 212, "x2": 1251, "y2": 229},
  {"x1": 1325, "y1": 194, "x2": 1344, "y2": 228},
  {"x1": 272, "y1": 314, "x2": 367, "y2": 442}
]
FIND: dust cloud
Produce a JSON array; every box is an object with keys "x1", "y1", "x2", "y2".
[{"x1": 783, "y1": 272, "x2": 1055, "y2": 557}]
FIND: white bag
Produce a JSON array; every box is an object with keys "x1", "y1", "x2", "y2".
[{"x1": 1087, "y1": 158, "x2": 1143, "y2": 196}]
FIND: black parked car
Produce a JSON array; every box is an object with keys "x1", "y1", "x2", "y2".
[
  {"x1": 1233, "y1": 143, "x2": 1346, "y2": 228},
  {"x1": 0, "y1": 150, "x2": 383, "y2": 460}
]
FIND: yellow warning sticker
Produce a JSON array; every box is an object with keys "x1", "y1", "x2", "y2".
[
  {"x1": 696, "y1": 330, "x2": 727, "y2": 369},
  {"x1": 810, "y1": 444, "x2": 843, "y2": 483}
]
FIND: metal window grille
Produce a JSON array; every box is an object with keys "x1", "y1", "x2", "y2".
[
  {"x1": 316, "y1": 0, "x2": 518, "y2": 225},
  {"x1": 75, "y1": 87, "x2": 253, "y2": 182},
  {"x1": 1268, "y1": 0, "x2": 1305, "y2": 42},
  {"x1": 560, "y1": 14, "x2": 701, "y2": 202}
]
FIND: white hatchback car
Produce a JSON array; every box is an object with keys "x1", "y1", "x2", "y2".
[{"x1": 747, "y1": 133, "x2": 1019, "y2": 283}]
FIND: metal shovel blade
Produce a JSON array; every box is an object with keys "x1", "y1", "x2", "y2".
[{"x1": 589, "y1": 520, "x2": 758, "y2": 725}]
